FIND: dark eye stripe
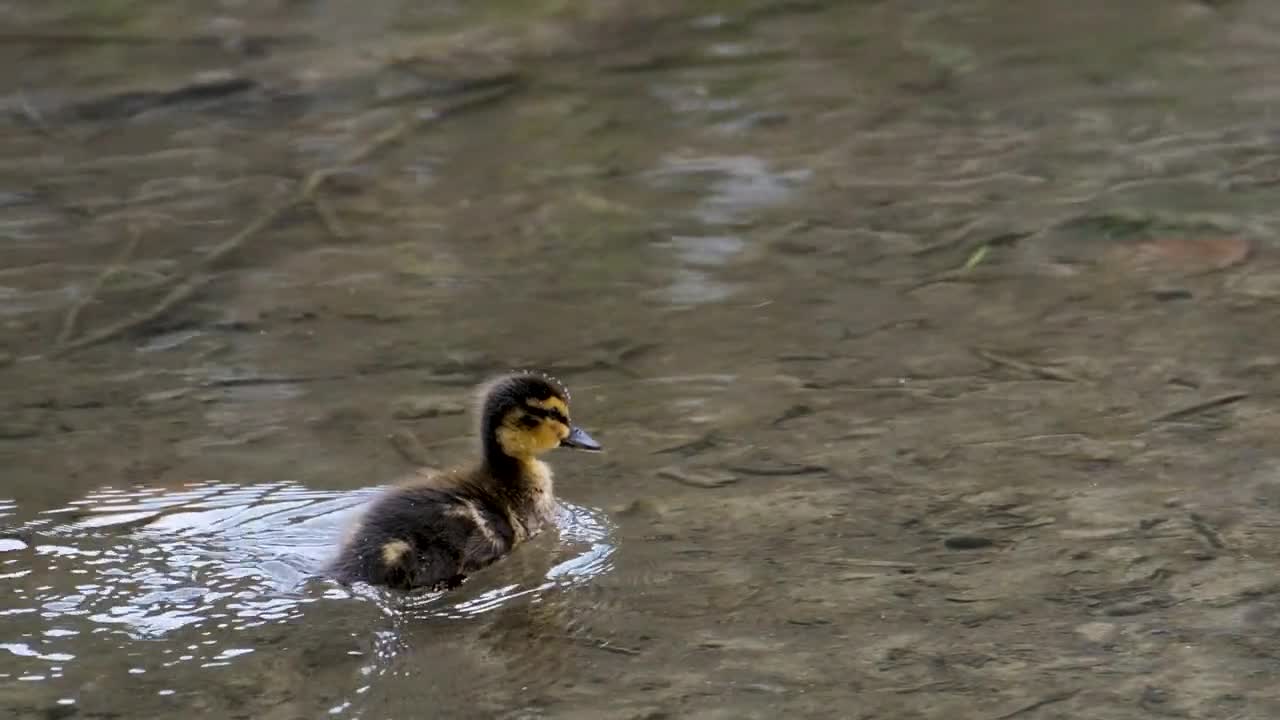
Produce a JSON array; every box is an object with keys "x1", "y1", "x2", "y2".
[{"x1": 523, "y1": 405, "x2": 569, "y2": 425}]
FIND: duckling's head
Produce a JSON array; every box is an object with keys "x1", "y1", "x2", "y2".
[{"x1": 478, "y1": 371, "x2": 602, "y2": 464}]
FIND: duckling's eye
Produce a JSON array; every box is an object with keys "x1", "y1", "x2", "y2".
[{"x1": 517, "y1": 414, "x2": 540, "y2": 430}]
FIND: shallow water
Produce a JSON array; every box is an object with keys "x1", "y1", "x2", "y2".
[
  {"x1": 4, "y1": 0, "x2": 1280, "y2": 717},
  {"x1": 2, "y1": 483, "x2": 616, "y2": 717}
]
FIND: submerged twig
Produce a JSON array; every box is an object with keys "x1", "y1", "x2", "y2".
[
  {"x1": 1149, "y1": 392, "x2": 1248, "y2": 424},
  {"x1": 0, "y1": 31, "x2": 309, "y2": 48},
  {"x1": 56, "y1": 275, "x2": 215, "y2": 355},
  {"x1": 312, "y1": 195, "x2": 350, "y2": 241},
  {"x1": 52, "y1": 82, "x2": 520, "y2": 357},
  {"x1": 14, "y1": 91, "x2": 55, "y2": 137},
  {"x1": 563, "y1": 635, "x2": 641, "y2": 656},
  {"x1": 911, "y1": 217, "x2": 985, "y2": 257},
  {"x1": 973, "y1": 348, "x2": 1080, "y2": 383},
  {"x1": 820, "y1": 558, "x2": 916, "y2": 569},
  {"x1": 961, "y1": 244, "x2": 990, "y2": 271},
  {"x1": 56, "y1": 227, "x2": 143, "y2": 346},
  {"x1": 52, "y1": 203, "x2": 281, "y2": 355},
  {"x1": 901, "y1": 268, "x2": 1007, "y2": 294},
  {"x1": 886, "y1": 680, "x2": 960, "y2": 695},
  {"x1": 591, "y1": 641, "x2": 641, "y2": 656},
  {"x1": 992, "y1": 689, "x2": 1079, "y2": 719},
  {"x1": 1188, "y1": 511, "x2": 1226, "y2": 550}
]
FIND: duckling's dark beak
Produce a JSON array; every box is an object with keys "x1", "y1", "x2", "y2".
[{"x1": 560, "y1": 426, "x2": 602, "y2": 452}]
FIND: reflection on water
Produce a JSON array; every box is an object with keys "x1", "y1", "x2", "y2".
[
  {"x1": 655, "y1": 234, "x2": 745, "y2": 305},
  {"x1": 0, "y1": 482, "x2": 616, "y2": 707},
  {"x1": 646, "y1": 154, "x2": 805, "y2": 305},
  {"x1": 649, "y1": 154, "x2": 809, "y2": 225}
]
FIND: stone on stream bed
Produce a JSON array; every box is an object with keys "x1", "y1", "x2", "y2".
[
  {"x1": 944, "y1": 535, "x2": 996, "y2": 550},
  {"x1": 390, "y1": 396, "x2": 467, "y2": 420}
]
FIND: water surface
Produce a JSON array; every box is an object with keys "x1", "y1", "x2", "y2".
[{"x1": 3, "y1": 0, "x2": 1280, "y2": 717}]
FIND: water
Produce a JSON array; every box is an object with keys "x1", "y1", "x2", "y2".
[
  {"x1": 4, "y1": 0, "x2": 1280, "y2": 717},
  {"x1": 1, "y1": 482, "x2": 616, "y2": 717}
]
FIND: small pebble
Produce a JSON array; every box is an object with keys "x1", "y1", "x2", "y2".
[
  {"x1": 1142, "y1": 687, "x2": 1170, "y2": 705},
  {"x1": 387, "y1": 429, "x2": 431, "y2": 465},
  {"x1": 944, "y1": 535, "x2": 995, "y2": 550},
  {"x1": 786, "y1": 617, "x2": 831, "y2": 626},
  {"x1": 140, "y1": 388, "x2": 191, "y2": 405},
  {"x1": 1151, "y1": 288, "x2": 1193, "y2": 301},
  {"x1": 743, "y1": 683, "x2": 787, "y2": 695},
  {"x1": 617, "y1": 498, "x2": 665, "y2": 519},
  {"x1": 391, "y1": 396, "x2": 466, "y2": 420},
  {"x1": 1074, "y1": 621, "x2": 1118, "y2": 644},
  {"x1": 1103, "y1": 602, "x2": 1148, "y2": 617}
]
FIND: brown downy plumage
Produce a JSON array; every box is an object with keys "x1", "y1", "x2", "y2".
[{"x1": 328, "y1": 371, "x2": 602, "y2": 591}]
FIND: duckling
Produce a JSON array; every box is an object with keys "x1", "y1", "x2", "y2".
[{"x1": 329, "y1": 371, "x2": 602, "y2": 591}]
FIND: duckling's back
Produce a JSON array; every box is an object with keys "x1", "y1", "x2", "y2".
[{"x1": 330, "y1": 484, "x2": 517, "y2": 591}]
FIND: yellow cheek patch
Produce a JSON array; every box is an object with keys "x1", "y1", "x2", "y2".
[
  {"x1": 495, "y1": 409, "x2": 564, "y2": 458},
  {"x1": 549, "y1": 419, "x2": 570, "y2": 441},
  {"x1": 540, "y1": 422, "x2": 565, "y2": 447},
  {"x1": 496, "y1": 425, "x2": 534, "y2": 457}
]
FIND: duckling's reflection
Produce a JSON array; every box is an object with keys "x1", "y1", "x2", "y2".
[{"x1": 326, "y1": 541, "x2": 612, "y2": 718}]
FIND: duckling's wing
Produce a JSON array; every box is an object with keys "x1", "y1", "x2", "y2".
[
  {"x1": 330, "y1": 486, "x2": 515, "y2": 590},
  {"x1": 328, "y1": 487, "x2": 454, "y2": 589},
  {"x1": 453, "y1": 499, "x2": 517, "y2": 574}
]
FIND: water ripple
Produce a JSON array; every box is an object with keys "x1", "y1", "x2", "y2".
[{"x1": 0, "y1": 481, "x2": 617, "y2": 701}]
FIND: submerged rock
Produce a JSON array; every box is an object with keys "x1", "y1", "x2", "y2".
[{"x1": 391, "y1": 396, "x2": 466, "y2": 420}]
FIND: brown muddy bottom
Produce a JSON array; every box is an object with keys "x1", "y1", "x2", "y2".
[{"x1": 3, "y1": 0, "x2": 1280, "y2": 718}]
